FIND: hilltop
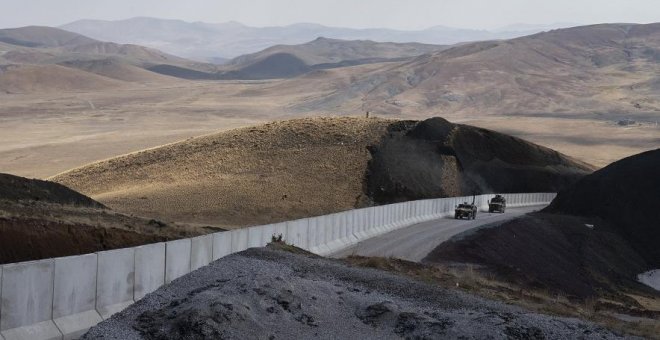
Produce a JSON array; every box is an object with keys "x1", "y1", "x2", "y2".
[{"x1": 52, "y1": 117, "x2": 592, "y2": 227}]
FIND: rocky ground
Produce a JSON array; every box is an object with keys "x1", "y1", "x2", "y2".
[{"x1": 83, "y1": 244, "x2": 632, "y2": 339}]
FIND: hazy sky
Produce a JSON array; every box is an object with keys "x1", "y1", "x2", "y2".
[{"x1": 1, "y1": 0, "x2": 659, "y2": 30}]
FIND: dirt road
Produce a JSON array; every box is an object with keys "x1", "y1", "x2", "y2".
[{"x1": 333, "y1": 206, "x2": 543, "y2": 261}]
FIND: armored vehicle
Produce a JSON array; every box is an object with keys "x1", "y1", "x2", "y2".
[
  {"x1": 454, "y1": 202, "x2": 477, "y2": 220},
  {"x1": 488, "y1": 194, "x2": 506, "y2": 213}
]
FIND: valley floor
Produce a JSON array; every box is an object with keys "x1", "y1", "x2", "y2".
[{"x1": 1, "y1": 80, "x2": 658, "y2": 178}]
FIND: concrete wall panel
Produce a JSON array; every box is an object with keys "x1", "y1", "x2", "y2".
[
  {"x1": 96, "y1": 248, "x2": 135, "y2": 320},
  {"x1": 0, "y1": 259, "x2": 61, "y2": 340},
  {"x1": 165, "y1": 239, "x2": 191, "y2": 284},
  {"x1": 247, "y1": 226, "x2": 264, "y2": 248},
  {"x1": 286, "y1": 219, "x2": 309, "y2": 250},
  {"x1": 191, "y1": 234, "x2": 214, "y2": 271},
  {"x1": 134, "y1": 243, "x2": 165, "y2": 301},
  {"x1": 259, "y1": 224, "x2": 275, "y2": 246},
  {"x1": 212, "y1": 232, "x2": 232, "y2": 260},
  {"x1": 230, "y1": 228, "x2": 249, "y2": 253},
  {"x1": 53, "y1": 254, "x2": 102, "y2": 339}
]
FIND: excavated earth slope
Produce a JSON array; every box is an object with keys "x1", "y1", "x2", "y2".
[{"x1": 367, "y1": 117, "x2": 594, "y2": 203}]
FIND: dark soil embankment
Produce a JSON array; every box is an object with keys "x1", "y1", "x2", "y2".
[
  {"x1": 0, "y1": 172, "x2": 104, "y2": 208},
  {"x1": 545, "y1": 148, "x2": 660, "y2": 265},
  {"x1": 367, "y1": 117, "x2": 593, "y2": 203},
  {"x1": 425, "y1": 149, "x2": 660, "y2": 306},
  {"x1": 0, "y1": 216, "x2": 166, "y2": 264},
  {"x1": 425, "y1": 213, "x2": 651, "y2": 300},
  {"x1": 0, "y1": 174, "x2": 210, "y2": 264},
  {"x1": 83, "y1": 245, "x2": 626, "y2": 339}
]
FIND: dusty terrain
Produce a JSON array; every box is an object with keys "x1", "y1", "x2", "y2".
[{"x1": 82, "y1": 244, "x2": 630, "y2": 339}]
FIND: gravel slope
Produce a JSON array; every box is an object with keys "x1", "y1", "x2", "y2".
[{"x1": 83, "y1": 246, "x2": 630, "y2": 339}]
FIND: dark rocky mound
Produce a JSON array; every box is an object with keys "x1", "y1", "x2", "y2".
[
  {"x1": 221, "y1": 53, "x2": 311, "y2": 80},
  {"x1": 83, "y1": 245, "x2": 624, "y2": 339},
  {"x1": 0, "y1": 173, "x2": 104, "y2": 208},
  {"x1": 147, "y1": 64, "x2": 219, "y2": 80},
  {"x1": 545, "y1": 148, "x2": 660, "y2": 265},
  {"x1": 424, "y1": 213, "x2": 652, "y2": 300},
  {"x1": 367, "y1": 117, "x2": 593, "y2": 203},
  {"x1": 424, "y1": 149, "x2": 660, "y2": 303}
]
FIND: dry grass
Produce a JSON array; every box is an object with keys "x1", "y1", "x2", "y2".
[
  {"x1": 344, "y1": 255, "x2": 660, "y2": 339},
  {"x1": 52, "y1": 117, "x2": 391, "y2": 228}
]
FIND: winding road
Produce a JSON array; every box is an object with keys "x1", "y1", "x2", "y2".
[{"x1": 332, "y1": 205, "x2": 545, "y2": 262}]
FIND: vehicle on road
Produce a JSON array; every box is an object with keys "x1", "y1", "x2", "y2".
[
  {"x1": 488, "y1": 195, "x2": 506, "y2": 213},
  {"x1": 455, "y1": 202, "x2": 477, "y2": 220}
]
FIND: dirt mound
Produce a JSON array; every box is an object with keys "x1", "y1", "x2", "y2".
[
  {"x1": 367, "y1": 117, "x2": 594, "y2": 203},
  {"x1": 82, "y1": 246, "x2": 625, "y2": 339},
  {"x1": 545, "y1": 148, "x2": 660, "y2": 265},
  {"x1": 0, "y1": 173, "x2": 103, "y2": 207},
  {"x1": 425, "y1": 213, "x2": 654, "y2": 301}
]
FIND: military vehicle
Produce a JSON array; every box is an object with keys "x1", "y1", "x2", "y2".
[
  {"x1": 454, "y1": 199, "x2": 477, "y2": 220},
  {"x1": 488, "y1": 194, "x2": 506, "y2": 213}
]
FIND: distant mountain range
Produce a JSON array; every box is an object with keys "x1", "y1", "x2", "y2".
[
  {"x1": 60, "y1": 17, "x2": 578, "y2": 62},
  {"x1": 273, "y1": 23, "x2": 660, "y2": 116}
]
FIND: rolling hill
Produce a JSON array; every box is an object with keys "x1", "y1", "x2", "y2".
[
  {"x1": 51, "y1": 117, "x2": 592, "y2": 228},
  {"x1": 220, "y1": 37, "x2": 446, "y2": 79},
  {"x1": 280, "y1": 23, "x2": 660, "y2": 116},
  {"x1": 0, "y1": 26, "x2": 216, "y2": 91}
]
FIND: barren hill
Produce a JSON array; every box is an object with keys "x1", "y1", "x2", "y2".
[
  {"x1": 52, "y1": 117, "x2": 592, "y2": 228},
  {"x1": 220, "y1": 37, "x2": 445, "y2": 79},
  {"x1": 284, "y1": 23, "x2": 660, "y2": 116}
]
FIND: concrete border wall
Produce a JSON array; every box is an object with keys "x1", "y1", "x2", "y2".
[{"x1": 0, "y1": 193, "x2": 555, "y2": 339}]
